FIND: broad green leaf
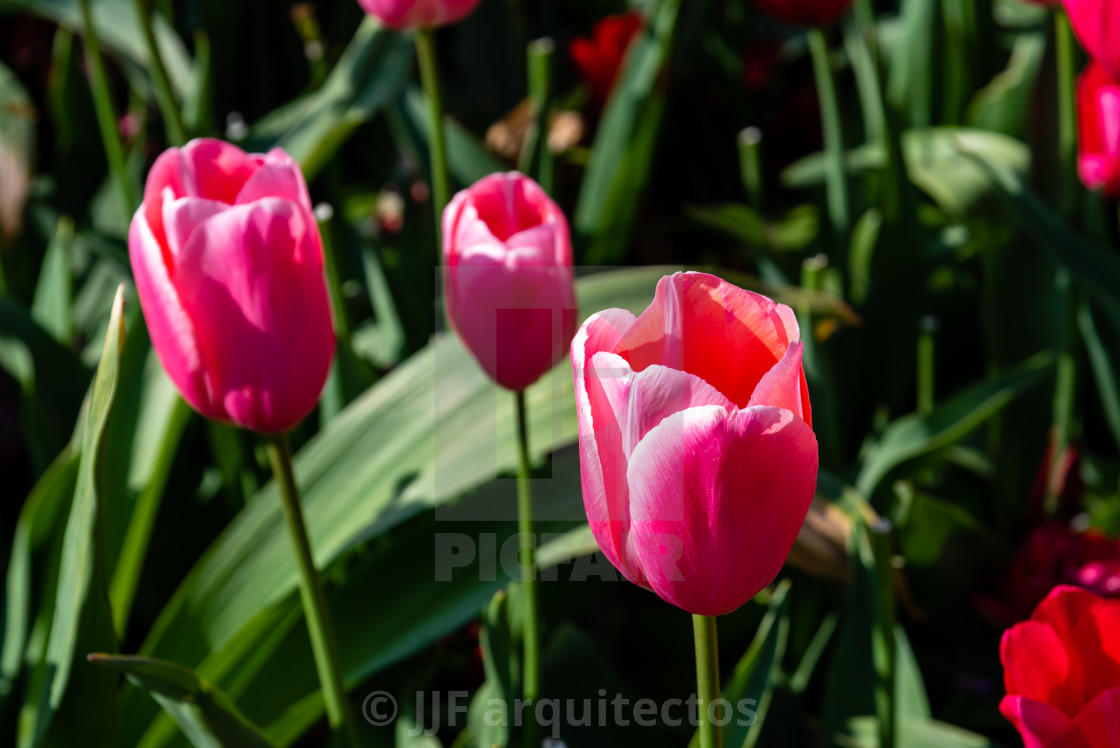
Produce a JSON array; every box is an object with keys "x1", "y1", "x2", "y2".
[
  {"x1": 782, "y1": 128, "x2": 1030, "y2": 216},
  {"x1": 243, "y1": 18, "x2": 412, "y2": 180},
  {"x1": 903, "y1": 128, "x2": 1030, "y2": 215},
  {"x1": 121, "y1": 266, "x2": 669, "y2": 746},
  {"x1": 89, "y1": 655, "x2": 275, "y2": 748},
  {"x1": 685, "y1": 203, "x2": 819, "y2": 253},
  {"x1": 467, "y1": 591, "x2": 514, "y2": 748},
  {"x1": 33, "y1": 285, "x2": 126, "y2": 747},
  {"x1": 886, "y1": 0, "x2": 937, "y2": 128},
  {"x1": 966, "y1": 32, "x2": 1046, "y2": 137},
  {"x1": 855, "y1": 352, "x2": 1052, "y2": 497},
  {"x1": 842, "y1": 716, "x2": 997, "y2": 747},
  {"x1": 688, "y1": 580, "x2": 792, "y2": 748},
  {"x1": 960, "y1": 146, "x2": 1120, "y2": 321},
  {"x1": 29, "y1": 217, "x2": 74, "y2": 344},
  {"x1": 574, "y1": 0, "x2": 684, "y2": 264},
  {"x1": 0, "y1": 450, "x2": 79, "y2": 699},
  {"x1": 0, "y1": 0, "x2": 192, "y2": 97}
]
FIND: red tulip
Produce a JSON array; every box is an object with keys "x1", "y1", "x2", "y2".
[
  {"x1": 129, "y1": 138, "x2": 335, "y2": 433},
  {"x1": 442, "y1": 172, "x2": 577, "y2": 392},
  {"x1": 1078, "y1": 61, "x2": 1120, "y2": 199},
  {"x1": 1001, "y1": 585, "x2": 1120, "y2": 747},
  {"x1": 571, "y1": 272, "x2": 817, "y2": 616},
  {"x1": 569, "y1": 12, "x2": 644, "y2": 107},
  {"x1": 1063, "y1": 0, "x2": 1120, "y2": 81},
  {"x1": 356, "y1": 0, "x2": 481, "y2": 29},
  {"x1": 748, "y1": 0, "x2": 853, "y2": 28}
]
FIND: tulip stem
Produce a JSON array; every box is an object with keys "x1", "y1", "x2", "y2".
[
  {"x1": 130, "y1": 0, "x2": 186, "y2": 145},
  {"x1": 415, "y1": 27, "x2": 451, "y2": 247},
  {"x1": 519, "y1": 37, "x2": 556, "y2": 194},
  {"x1": 808, "y1": 28, "x2": 850, "y2": 244},
  {"x1": 77, "y1": 0, "x2": 139, "y2": 215},
  {"x1": 266, "y1": 433, "x2": 358, "y2": 748},
  {"x1": 514, "y1": 389, "x2": 540, "y2": 748},
  {"x1": 1054, "y1": 9, "x2": 1078, "y2": 220},
  {"x1": 693, "y1": 614, "x2": 723, "y2": 748}
]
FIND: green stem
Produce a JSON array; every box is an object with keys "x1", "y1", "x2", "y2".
[
  {"x1": 1047, "y1": 271, "x2": 1078, "y2": 513},
  {"x1": 519, "y1": 38, "x2": 556, "y2": 194},
  {"x1": 514, "y1": 390, "x2": 540, "y2": 748},
  {"x1": 737, "y1": 127, "x2": 763, "y2": 211},
  {"x1": 1055, "y1": 10, "x2": 1078, "y2": 219},
  {"x1": 78, "y1": 0, "x2": 138, "y2": 214},
  {"x1": 916, "y1": 316, "x2": 937, "y2": 415},
  {"x1": 130, "y1": 0, "x2": 186, "y2": 145},
  {"x1": 109, "y1": 396, "x2": 191, "y2": 638},
  {"x1": 692, "y1": 614, "x2": 723, "y2": 748},
  {"x1": 809, "y1": 28, "x2": 850, "y2": 243},
  {"x1": 415, "y1": 27, "x2": 450, "y2": 248},
  {"x1": 266, "y1": 433, "x2": 358, "y2": 748},
  {"x1": 868, "y1": 521, "x2": 896, "y2": 748}
]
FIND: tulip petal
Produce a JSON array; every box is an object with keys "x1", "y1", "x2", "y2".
[
  {"x1": 173, "y1": 199, "x2": 334, "y2": 432},
  {"x1": 1070, "y1": 599, "x2": 1120, "y2": 701},
  {"x1": 1001, "y1": 620, "x2": 1084, "y2": 717},
  {"x1": 1031, "y1": 585, "x2": 1100, "y2": 637},
  {"x1": 626, "y1": 404, "x2": 818, "y2": 615},
  {"x1": 445, "y1": 253, "x2": 577, "y2": 392},
  {"x1": 999, "y1": 696, "x2": 1084, "y2": 748},
  {"x1": 573, "y1": 310, "x2": 643, "y2": 584},
  {"x1": 162, "y1": 197, "x2": 227, "y2": 264},
  {"x1": 1073, "y1": 686, "x2": 1120, "y2": 748},
  {"x1": 182, "y1": 138, "x2": 262, "y2": 205},
  {"x1": 620, "y1": 272, "x2": 802, "y2": 409},
  {"x1": 747, "y1": 340, "x2": 811, "y2": 427},
  {"x1": 128, "y1": 210, "x2": 219, "y2": 421},
  {"x1": 621, "y1": 363, "x2": 735, "y2": 457},
  {"x1": 235, "y1": 149, "x2": 313, "y2": 213}
]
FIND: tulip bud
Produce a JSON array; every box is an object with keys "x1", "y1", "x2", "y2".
[
  {"x1": 356, "y1": 0, "x2": 481, "y2": 29},
  {"x1": 1063, "y1": 0, "x2": 1120, "y2": 81},
  {"x1": 1077, "y1": 61, "x2": 1120, "y2": 198},
  {"x1": 572, "y1": 272, "x2": 818, "y2": 616},
  {"x1": 128, "y1": 138, "x2": 335, "y2": 434},
  {"x1": 1000, "y1": 585, "x2": 1120, "y2": 744},
  {"x1": 442, "y1": 172, "x2": 577, "y2": 392},
  {"x1": 569, "y1": 13, "x2": 645, "y2": 107},
  {"x1": 747, "y1": 0, "x2": 854, "y2": 28}
]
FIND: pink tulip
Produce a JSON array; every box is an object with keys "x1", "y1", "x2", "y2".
[
  {"x1": 1078, "y1": 61, "x2": 1120, "y2": 198},
  {"x1": 129, "y1": 138, "x2": 335, "y2": 434},
  {"x1": 442, "y1": 172, "x2": 577, "y2": 392},
  {"x1": 571, "y1": 272, "x2": 818, "y2": 616},
  {"x1": 356, "y1": 0, "x2": 481, "y2": 29},
  {"x1": 1063, "y1": 0, "x2": 1120, "y2": 81}
]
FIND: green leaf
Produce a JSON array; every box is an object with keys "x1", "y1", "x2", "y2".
[
  {"x1": 243, "y1": 18, "x2": 412, "y2": 181},
  {"x1": 855, "y1": 352, "x2": 1052, "y2": 497},
  {"x1": 965, "y1": 32, "x2": 1046, "y2": 137},
  {"x1": 400, "y1": 89, "x2": 506, "y2": 188},
  {"x1": 467, "y1": 591, "x2": 514, "y2": 748},
  {"x1": 33, "y1": 284, "x2": 126, "y2": 747},
  {"x1": 120, "y1": 267, "x2": 670, "y2": 746},
  {"x1": 29, "y1": 217, "x2": 75, "y2": 344},
  {"x1": 574, "y1": 0, "x2": 684, "y2": 264},
  {"x1": 0, "y1": 450, "x2": 79, "y2": 699},
  {"x1": 903, "y1": 128, "x2": 1030, "y2": 215},
  {"x1": 689, "y1": 580, "x2": 792, "y2": 748},
  {"x1": 1080, "y1": 299, "x2": 1120, "y2": 451},
  {"x1": 685, "y1": 203, "x2": 819, "y2": 253},
  {"x1": 842, "y1": 716, "x2": 998, "y2": 747},
  {"x1": 88, "y1": 655, "x2": 275, "y2": 748}
]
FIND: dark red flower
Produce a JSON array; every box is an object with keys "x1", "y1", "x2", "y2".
[
  {"x1": 1078, "y1": 61, "x2": 1120, "y2": 198},
  {"x1": 1000, "y1": 586, "x2": 1120, "y2": 746},
  {"x1": 747, "y1": 0, "x2": 853, "y2": 28},
  {"x1": 569, "y1": 12, "x2": 644, "y2": 107}
]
